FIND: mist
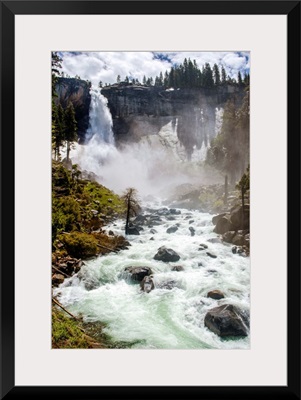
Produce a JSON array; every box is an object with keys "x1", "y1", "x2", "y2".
[{"x1": 68, "y1": 88, "x2": 223, "y2": 200}]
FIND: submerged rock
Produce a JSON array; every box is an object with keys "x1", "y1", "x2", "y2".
[
  {"x1": 206, "y1": 252, "x2": 217, "y2": 259},
  {"x1": 124, "y1": 266, "x2": 152, "y2": 282},
  {"x1": 204, "y1": 304, "x2": 249, "y2": 337},
  {"x1": 171, "y1": 265, "x2": 184, "y2": 272},
  {"x1": 157, "y1": 280, "x2": 177, "y2": 290},
  {"x1": 154, "y1": 246, "x2": 180, "y2": 262},
  {"x1": 207, "y1": 290, "x2": 225, "y2": 300}
]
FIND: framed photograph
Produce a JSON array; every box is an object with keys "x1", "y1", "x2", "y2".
[{"x1": 1, "y1": 0, "x2": 300, "y2": 398}]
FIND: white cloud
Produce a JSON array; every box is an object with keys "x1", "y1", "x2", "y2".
[{"x1": 59, "y1": 51, "x2": 249, "y2": 87}]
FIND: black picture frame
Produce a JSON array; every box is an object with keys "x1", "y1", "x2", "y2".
[{"x1": 1, "y1": 1, "x2": 300, "y2": 399}]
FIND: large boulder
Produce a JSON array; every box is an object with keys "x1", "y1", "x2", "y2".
[
  {"x1": 204, "y1": 304, "x2": 249, "y2": 337},
  {"x1": 154, "y1": 246, "x2": 180, "y2": 262},
  {"x1": 213, "y1": 216, "x2": 234, "y2": 234},
  {"x1": 212, "y1": 213, "x2": 228, "y2": 225},
  {"x1": 124, "y1": 266, "x2": 152, "y2": 282},
  {"x1": 230, "y1": 205, "x2": 249, "y2": 230},
  {"x1": 222, "y1": 231, "x2": 236, "y2": 244}
]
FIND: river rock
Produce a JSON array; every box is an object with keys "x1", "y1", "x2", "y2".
[
  {"x1": 124, "y1": 266, "x2": 152, "y2": 282},
  {"x1": 207, "y1": 237, "x2": 222, "y2": 244},
  {"x1": 206, "y1": 252, "x2": 217, "y2": 259},
  {"x1": 232, "y1": 233, "x2": 245, "y2": 246},
  {"x1": 126, "y1": 226, "x2": 140, "y2": 235},
  {"x1": 154, "y1": 246, "x2": 180, "y2": 262},
  {"x1": 52, "y1": 273, "x2": 65, "y2": 285},
  {"x1": 212, "y1": 213, "x2": 228, "y2": 225},
  {"x1": 199, "y1": 243, "x2": 208, "y2": 249},
  {"x1": 207, "y1": 290, "x2": 225, "y2": 300},
  {"x1": 166, "y1": 225, "x2": 178, "y2": 234},
  {"x1": 171, "y1": 265, "x2": 184, "y2": 271},
  {"x1": 189, "y1": 227, "x2": 195, "y2": 236},
  {"x1": 213, "y1": 216, "x2": 234, "y2": 234},
  {"x1": 157, "y1": 280, "x2": 177, "y2": 290},
  {"x1": 140, "y1": 276, "x2": 155, "y2": 293},
  {"x1": 150, "y1": 228, "x2": 157, "y2": 234},
  {"x1": 169, "y1": 208, "x2": 181, "y2": 215},
  {"x1": 222, "y1": 231, "x2": 236, "y2": 243},
  {"x1": 230, "y1": 205, "x2": 249, "y2": 230},
  {"x1": 204, "y1": 304, "x2": 249, "y2": 337}
]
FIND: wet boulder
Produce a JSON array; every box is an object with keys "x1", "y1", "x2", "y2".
[
  {"x1": 207, "y1": 290, "x2": 225, "y2": 300},
  {"x1": 140, "y1": 276, "x2": 155, "y2": 293},
  {"x1": 206, "y1": 252, "x2": 217, "y2": 259},
  {"x1": 213, "y1": 216, "x2": 234, "y2": 234},
  {"x1": 124, "y1": 266, "x2": 152, "y2": 282},
  {"x1": 189, "y1": 227, "x2": 195, "y2": 236},
  {"x1": 212, "y1": 213, "x2": 228, "y2": 225},
  {"x1": 230, "y1": 205, "x2": 249, "y2": 230},
  {"x1": 166, "y1": 225, "x2": 178, "y2": 234},
  {"x1": 126, "y1": 226, "x2": 140, "y2": 235},
  {"x1": 154, "y1": 246, "x2": 180, "y2": 262},
  {"x1": 169, "y1": 208, "x2": 181, "y2": 215},
  {"x1": 52, "y1": 273, "x2": 65, "y2": 285},
  {"x1": 204, "y1": 304, "x2": 249, "y2": 337},
  {"x1": 222, "y1": 231, "x2": 236, "y2": 244}
]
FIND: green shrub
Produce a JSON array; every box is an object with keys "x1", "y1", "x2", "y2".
[
  {"x1": 52, "y1": 196, "x2": 81, "y2": 239},
  {"x1": 59, "y1": 231, "x2": 98, "y2": 258}
]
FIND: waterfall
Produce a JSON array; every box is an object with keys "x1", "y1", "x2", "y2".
[
  {"x1": 69, "y1": 88, "x2": 224, "y2": 196},
  {"x1": 85, "y1": 89, "x2": 115, "y2": 144}
]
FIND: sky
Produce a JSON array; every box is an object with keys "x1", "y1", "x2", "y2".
[{"x1": 58, "y1": 51, "x2": 250, "y2": 87}]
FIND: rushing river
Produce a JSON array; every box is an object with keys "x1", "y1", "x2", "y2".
[{"x1": 54, "y1": 198, "x2": 250, "y2": 350}]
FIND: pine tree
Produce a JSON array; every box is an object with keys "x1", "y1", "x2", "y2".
[
  {"x1": 221, "y1": 66, "x2": 227, "y2": 85},
  {"x1": 122, "y1": 188, "x2": 141, "y2": 235},
  {"x1": 238, "y1": 71, "x2": 243, "y2": 86},
  {"x1": 64, "y1": 102, "x2": 78, "y2": 162},
  {"x1": 213, "y1": 63, "x2": 221, "y2": 86}
]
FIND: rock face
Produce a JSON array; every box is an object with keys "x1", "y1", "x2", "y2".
[
  {"x1": 124, "y1": 266, "x2": 152, "y2": 282},
  {"x1": 101, "y1": 84, "x2": 245, "y2": 159},
  {"x1": 204, "y1": 304, "x2": 249, "y2": 337},
  {"x1": 55, "y1": 78, "x2": 91, "y2": 142},
  {"x1": 154, "y1": 246, "x2": 180, "y2": 262}
]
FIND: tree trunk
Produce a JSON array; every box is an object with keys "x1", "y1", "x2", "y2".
[
  {"x1": 125, "y1": 195, "x2": 131, "y2": 234},
  {"x1": 66, "y1": 141, "x2": 70, "y2": 162}
]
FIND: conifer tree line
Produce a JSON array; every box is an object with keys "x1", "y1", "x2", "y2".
[
  {"x1": 113, "y1": 58, "x2": 250, "y2": 89},
  {"x1": 52, "y1": 52, "x2": 78, "y2": 162}
]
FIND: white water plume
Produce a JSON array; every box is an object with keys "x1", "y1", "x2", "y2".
[{"x1": 70, "y1": 87, "x2": 220, "y2": 197}]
